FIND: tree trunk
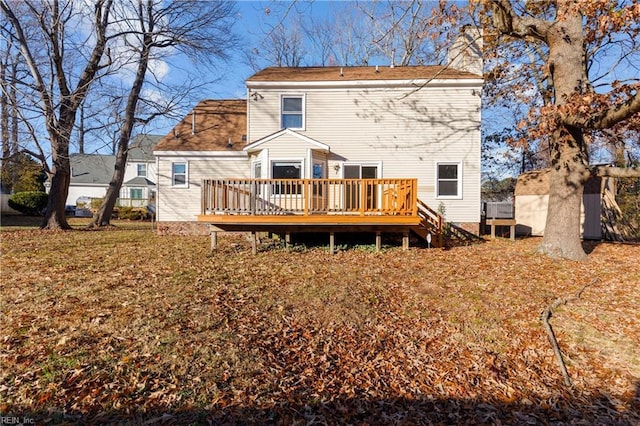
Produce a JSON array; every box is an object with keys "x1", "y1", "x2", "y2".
[
  {"x1": 42, "y1": 142, "x2": 71, "y2": 229},
  {"x1": 538, "y1": 127, "x2": 589, "y2": 260},
  {"x1": 91, "y1": 146, "x2": 127, "y2": 226},
  {"x1": 537, "y1": 10, "x2": 590, "y2": 260}
]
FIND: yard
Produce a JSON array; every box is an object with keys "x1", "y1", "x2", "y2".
[{"x1": 1, "y1": 220, "x2": 639, "y2": 424}]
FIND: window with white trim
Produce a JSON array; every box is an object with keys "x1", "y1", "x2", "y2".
[
  {"x1": 130, "y1": 188, "x2": 143, "y2": 199},
  {"x1": 137, "y1": 163, "x2": 147, "y2": 177},
  {"x1": 281, "y1": 95, "x2": 304, "y2": 129},
  {"x1": 436, "y1": 163, "x2": 461, "y2": 198},
  {"x1": 171, "y1": 162, "x2": 188, "y2": 187},
  {"x1": 272, "y1": 161, "x2": 302, "y2": 194}
]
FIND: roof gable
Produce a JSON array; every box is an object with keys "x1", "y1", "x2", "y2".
[
  {"x1": 154, "y1": 100, "x2": 246, "y2": 152},
  {"x1": 243, "y1": 129, "x2": 329, "y2": 153}
]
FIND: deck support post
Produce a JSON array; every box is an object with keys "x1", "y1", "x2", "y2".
[
  {"x1": 329, "y1": 232, "x2": 335, "y2": 254},
  {"x1": 376, "y1": 232, "x2": 382, "y2": 252},
  {"x1": 285, "y1": 232, "x2": 291, "y2": 250},
  {"x1": 210, "y1": 230, "x2": 218, "y2": 251},
  {"x1": 250, "y1": 231, "x2": 257, "y2": 255},
  {"x1": 402, "y1": 232, "x2": 409, "y2": 251}
]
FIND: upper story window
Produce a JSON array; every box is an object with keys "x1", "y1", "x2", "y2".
[
  {"x1": 172, "y1": 162, "x2": 188, "y2": 187},
  {"x1": 281, "y1": 95, "x2": 304, "y2": 129},
  {"x1": 436, "y1": 163, "x2": 462, "y2": 199},
  {"x1": 137, "y1": 163, "x2": 147, "y2": 177}
]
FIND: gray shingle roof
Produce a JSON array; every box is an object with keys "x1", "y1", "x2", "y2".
[
  {"x1": 123, "y1": 177, "x2": 155, "y2": 187},
  {"x1": 70, "y1": 154, "x2": 115, "y2": 185},
  {"x1": 128, "y1": 134, "x2": 163, "y2": 161}
]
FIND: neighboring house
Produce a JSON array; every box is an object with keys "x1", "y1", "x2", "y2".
[
  {"x1": 154, "y1": 32, "x2": 483, "y2": 246},
  {"x1": 65, "y1": 134, "x2": 161, "y2": 207}
]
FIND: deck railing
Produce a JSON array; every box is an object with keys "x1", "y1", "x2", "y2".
[{"x1": 202, "y1": 178, "x2": 418, "y2": 216}]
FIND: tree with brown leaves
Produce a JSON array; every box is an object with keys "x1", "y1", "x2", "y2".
[{"x1": 483, "y1": 0, "x2": 640, "y2": 260}]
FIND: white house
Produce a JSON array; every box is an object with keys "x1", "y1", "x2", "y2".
[
  {"x1": 153, "y1": 29, "x2": 483, "y2": 246},
  {"x1": 153, "y1": 63, "x2": 483, "y2": 240},
  {"x1": 66, "y1": 134, "x2": 161, "y2": 207}
]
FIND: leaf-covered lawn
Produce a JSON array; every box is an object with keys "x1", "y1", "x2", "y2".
[{"x1": 1, "y1": 226, "x2": 639, "y2": 424}]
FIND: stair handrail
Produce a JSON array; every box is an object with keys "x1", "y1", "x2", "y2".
[{"x1": 416, "y1": 198, "x2": 444, "y2": 247}]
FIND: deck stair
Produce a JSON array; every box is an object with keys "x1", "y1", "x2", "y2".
[{"x1": 410, "y1": 199, "x2": 445, "y2": 247}]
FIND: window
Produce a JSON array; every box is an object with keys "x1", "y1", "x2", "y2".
[
  {"x1": 281, "y1": 95, "x2": 304, "y2": 129},
  {"x1": 272, "y1": 161, "x2": 301, "y2": 194},
  {"x1": 137, "y1": 163, "x2": 147, "y2": 177},
  {"x1": 437, "y1": 163, "x2": 461, "y2": 198},
  {"x1": 172, "y1": 162, "x2": 187, "y2": 187},
  {"x1": 130, "y1": 188, "x2": 143, "y2": 199},
  {"x1": 253, "y1": 161, "x2": 262, "y2": 179}
]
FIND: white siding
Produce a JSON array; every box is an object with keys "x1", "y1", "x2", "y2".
[
  {"x1": 66, "y1": 185, "x2": 108, "y2": 206},
  {"x1": 124, "y1": 161, "x2": 157, "y2": 183},
  {"x1": 156, "y1": 156, "x2": 248, "y2": 222},
  {"x1": 247, "y1": 84, "x2": 481, "y2": 223}
]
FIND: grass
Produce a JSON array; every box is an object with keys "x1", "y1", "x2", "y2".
[{"x1": 1, "y1": 221, "x2": 639, "y2": 424}]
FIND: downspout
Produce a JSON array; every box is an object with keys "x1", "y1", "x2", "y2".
[{"x1": 155, "y1": 154, "x2": 160, "y2": 225}]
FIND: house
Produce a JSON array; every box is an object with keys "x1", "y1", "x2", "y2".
[
  {"x1": 154, "y1": 35, "x2": 483, "y2": 247},
  {"x1": 66, "y1": 134, "x2": 161, "y2": 208}
]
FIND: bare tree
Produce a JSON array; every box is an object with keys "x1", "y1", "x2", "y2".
[
  {"x1": 90, "y1": 0, "x2": 237, "y2": 227},
  {"x1": 1, "y1": 0, "x2": 114, "y2": 229}
]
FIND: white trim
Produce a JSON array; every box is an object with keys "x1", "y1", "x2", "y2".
[
  {"x1": 153, "y1": 150, "x2": 247, "y2": 157},
  {"x1": 247, "y1": 78, "x2": 483, "y2": 90},
  {"x1": 270, "y1": 158, "x2": 305, "y2": 179},
  {"x1": 243, "y1": 128, "x2": 330, "y2": 152},
  {"x1": 435, "y1": 161, "x2": 463, "y2": 200},
  {"x1": 171, "y1": 161, "x2": 189, "y2": 188},
  {"x1": 281, "y1": 93, "x2": 305, "y2": 130}
]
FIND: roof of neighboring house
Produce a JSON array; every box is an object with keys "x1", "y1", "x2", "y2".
[
  {"x1": 123, "y1": 177, "x2": 155, "y2": 187},
  {"x1": 154, "y1": 100, "x2": 247, "y2": 152},
  {"x1": 70, "y1": 154, "x2": 116, "y2": 185},
  {"x1": 129, "y1": 134, "x2": 163, "y2": 161},
  {"x1": 247, "y1": 65, "x2": 482, "y2": 82},
  {"x1": 69, "y1": 134, "x2": 161, "y2": 185}
]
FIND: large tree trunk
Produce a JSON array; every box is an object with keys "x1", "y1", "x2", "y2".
[
  {"x1": 538, "y1": 127, "x2": 589, "y2": 260},
  {"x1": 537, "y1": 9, "x2": 590, "y2": 260},
  {"x1": 42, "y1": 141, "x2": 71, "y2": 229}
]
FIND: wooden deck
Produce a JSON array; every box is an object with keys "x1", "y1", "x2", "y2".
[{"x1": 198, "y1": 178, "x2": 443, "y2": 252}]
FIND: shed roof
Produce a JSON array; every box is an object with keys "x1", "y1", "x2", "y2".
[
  {"x1": 247, "y1": 66, "x2": 481, "y2": 82},
  {"x1": 154, "y1": 100, "x2": 247, "y2": 152}
]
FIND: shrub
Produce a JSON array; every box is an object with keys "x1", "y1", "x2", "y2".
[
  {"x1": 8, "y1": 191, "x2": 48, "y2": 216},
  {"x1": 114, "y1": 206, "x2": 146, "y2": 220}
]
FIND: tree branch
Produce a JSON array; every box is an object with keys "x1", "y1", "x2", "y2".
[
  {"x1": 561, "y1": 89, "x2": 640, "y2": 130},
  {"x1": 490, "y1": 0, "x2": 551, "y2": 42},
  {"x1": 541, "y1": 279, "x2": 599, "y2": 387},
  {"x1": 592, "y1": 165, "x2": 640, "y2": 178}
]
